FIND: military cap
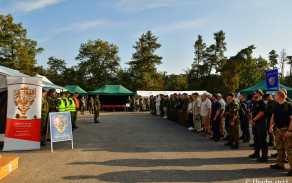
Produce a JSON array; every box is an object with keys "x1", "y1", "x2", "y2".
[
  {"x1": 264, "y1": 94, "x2": 271, "y2": 98},
  {"x1": 49, "y1": 88, "x2": 56, "y2": 92}
]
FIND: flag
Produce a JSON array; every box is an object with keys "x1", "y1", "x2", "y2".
[{"x1": 266, "y1": 69, "x2": 279, "y2": 89}]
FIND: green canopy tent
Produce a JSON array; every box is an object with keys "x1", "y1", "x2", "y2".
[
  {"x1": 87, "y1": 85, "x2": 134, "y2": 107},
  {"x1": 240, "y1": 80, "x2": 292, "y2": 99},
  {"x1": 64, "y1": 85, "x2": 87, "y2": 96}
]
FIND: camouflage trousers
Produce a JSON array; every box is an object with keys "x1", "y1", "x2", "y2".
[
  {"x1": 94, "y1": 110, "x2": 100, "y2": 122},
  {"x1": 72, "y1": 111, "x2": 77, "y2": 126},
  {"x1": 70, "y1": 112, "x2": 75, "y2": 126},
  {"x1": 88, "y1": 106, "x2": 94, "y2": 114},
  {"x1": 228, "y1": 118, "x2": 240, "y2": 146},
  {"x1": 80, "y1": 106, "x2": 85, "y2": 114},
  {"x1": 275, "y1": 127, "x2": 292, "y2": 167},
  {"x1": 41, "y1": 116, "x2": 48, "y2": 144}
]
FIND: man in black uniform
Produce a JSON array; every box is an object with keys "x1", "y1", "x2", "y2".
[
  {"x1": 239, "y1": 93, "x2": 250, "y2": 143},
  {"x1": 249, "y1": 89, "x2": 268, "y2": 162}
]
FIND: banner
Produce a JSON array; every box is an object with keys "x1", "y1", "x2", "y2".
[
  {"x1": 266, "y1": 69, "x2": 279, "y2": 89},
  {"x1": 3, "y1": 77, "x2": 42, "y2": 151},
  {"x1": 49, "y1": 112, "x2": 73, "y2": 152}
]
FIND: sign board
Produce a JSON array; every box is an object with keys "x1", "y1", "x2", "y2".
[
  {"x1": 266, "y1": 69, "x2": 279, "y2": 89},
  {"x1": 49, "y1": 112, "x2": 73, "y2": 152},
  {"x1": 3, "y1": 77, "x2": 42, "y2": 151}
]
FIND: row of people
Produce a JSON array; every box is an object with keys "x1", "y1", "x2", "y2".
[{"x1": 148, "y1": 89, "x2": 292, "y2": 176}]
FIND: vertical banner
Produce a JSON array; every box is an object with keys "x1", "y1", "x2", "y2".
[
  {"x1": 266, "y1": 69, "x2": 279, "y2": 89},
  {"x1": 3, "y1": 77, "x2": 42, "y2": 151},
  {"x1": 49, "y1": 112, "x2": 73, "y2": 152}
]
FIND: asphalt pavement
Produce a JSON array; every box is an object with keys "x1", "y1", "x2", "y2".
[{"x1": 1, "y1": 111, "x2": 291, "y2": 183}]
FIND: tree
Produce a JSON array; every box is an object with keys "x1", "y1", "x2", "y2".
[
  {"x1": 193, "y1": 34, "x2": 206, "y2": 65},
  {"x1": 0, "y1": 14, "x2": 44, "y2": 76},
  {"x1": 269, "y1": 50, "x2": 278, "y2": 70},
  {"x1": 127, "y1": 30, "x2": 163, "y2": 90},
  {"x1": 44, "y1": 56, "x2": 67, "y2": 85},
  {"x1": 75, "y1": 39, "x2": 121, "y2": 91},
  {"x1": 279, "y1": 49, "x2": 287, "y2": 80}
]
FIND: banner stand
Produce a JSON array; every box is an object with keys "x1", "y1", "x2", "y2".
[{"x1": 49, "y1": 112, "x2": 73, "y2": 152}]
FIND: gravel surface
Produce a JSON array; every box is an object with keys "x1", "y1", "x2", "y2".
[{"x1": 1, "y1": 112, "x2": 291, "y2": 183}]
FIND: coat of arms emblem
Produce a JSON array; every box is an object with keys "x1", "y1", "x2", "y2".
[
  {"x1": 269, "y1": 77, "x2": 276, "y2": 85},
  {"x1": 13, "y1": 87, "x2": 36, "y2": 119},
  {"x1": 53, "y1": 115, "x2": 68, "y2": 132}
]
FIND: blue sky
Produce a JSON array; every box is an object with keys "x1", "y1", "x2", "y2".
[{"x1": 1, "y1": 0, "x2": 291, "y2": 75}]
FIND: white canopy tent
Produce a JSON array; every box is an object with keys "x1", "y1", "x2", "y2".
[
  {"x1": 0, "y1": 66, "x2": 66, "y2": 92},
  {"x1": 136, "y1": 90, "x2": 209, "y2": 98}
]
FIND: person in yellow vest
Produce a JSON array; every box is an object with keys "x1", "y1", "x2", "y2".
[
  {"x1": 80, "y1": 96, "x2": 86, "y2": 115},
  {"x1": 57, "y1": 92, "x2": 66, "y2": 112},
  {"x1": 63, "y1": 91, "x2": 71, "y2": 112},
  {"x1": 68, "y1": 93, "x2": 76, "y2": 129}
]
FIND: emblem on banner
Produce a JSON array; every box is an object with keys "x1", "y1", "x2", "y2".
[
  {"x1": 13, "y1": 87, "x2": 36, "y2": 119},
  {"x1": 53, "y1": 115, "x2": 68, "y2": 132},
  {"x1": 269, "y1": 77, "x2": 276, "y2": 85}
]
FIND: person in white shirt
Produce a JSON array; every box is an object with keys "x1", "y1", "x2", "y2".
[
  {"x1": 192, "y1": 92, "x2": 202, "y2": 132},
  {"x1": 155, "y1": 95, "x2": 160, "y2": 116},
  {"x1": 136, "y1": 98, "x2": 140, "y2": 112},
  {"x1": 201, "y1": 93, "x2": 212, "y2": 137},
  {"x1": 217, "y1": 93, "x2": 226, "y2": 136},
  {"x1": 187, "y1": 96, "x2": 195, "y2": 130}
]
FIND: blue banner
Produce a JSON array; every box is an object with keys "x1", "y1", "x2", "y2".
[
  {"x1": 266, "y1": 69, "x2": 279, "y2": 89},
  {"x1": 49, "y1": 112, "x2": 72, "y2": 142}
]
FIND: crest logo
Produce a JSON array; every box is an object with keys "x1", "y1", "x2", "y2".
[
  {"x1": 269, "y1": 77, "x2": 276, "y2": 85},
  {"x1": 13, "y1": 87, "x2": 36, "y2": 119},
  {"x1": 53, "y1": 115, "x2": 68, "y2": 132}
]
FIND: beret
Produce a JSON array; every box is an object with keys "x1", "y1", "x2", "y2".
[{"x1": 49, "y1": 88, "x2": 56, "y2": 92}]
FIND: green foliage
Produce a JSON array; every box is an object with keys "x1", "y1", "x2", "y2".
[
  {"x1": 127, "y1": 30, "x2": 163, "y2": 90},
  {"x1": 0, "y1": 14, "x2": 43, "y2": 76},
  {"x1": 269, "y1": 50, "x2": 278, "y2": 69}
]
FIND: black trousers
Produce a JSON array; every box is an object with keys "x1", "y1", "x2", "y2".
[
  {"x1": 189, "y1": 113, "x2": 194, "y2": 127},
  {"x1": 240, "y1": 116, "x2": 250, "y2": 140},
  {"x1": 212, "y1": 117, "x2": 221, "y2": 140},
  {"x1": 252, "y1": 120, "x2": 268, "y2": 157}
]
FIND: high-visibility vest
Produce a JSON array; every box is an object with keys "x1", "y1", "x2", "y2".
[
  {"x1": 64, "y1": 97, "x2": 70, "y2": 112},
  {"x1": 69, "y1": 98, "x2": 76, "y2": 112},
  {"x1": 58, "y1": 97, "x2": 66, "y2": 112},
  {"x1": 74, "y1": 98, "x2": 79, "y2": 109}
]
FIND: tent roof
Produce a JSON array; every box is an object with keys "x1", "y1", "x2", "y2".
[
  {"x1": 240, "y1": 80, "x2": 292, "y2": 98},
  {"x1": 87, "y1": 85, "x2": 134, "y2": 96},
  {"x1": 0, "y1": 66, "x2": 66, "y2": 91},
  {"x1": 136, "y1": 90, "x2": 209, "y2": 97},
  {"x1": 64, "y1": 85, "x2": 87, "y2": 96}
]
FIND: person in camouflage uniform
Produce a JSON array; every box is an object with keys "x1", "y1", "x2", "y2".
[
  {"x1": 80, "y1": 96, "x2": 86, "y2": 114},
  {"x1": 139, "y1": 96, "x2": 144, "y2": 112},
  {"x1": 173, "y1": 93, "x2": 178, "y2": 121},
  {"x1": 225, "y1": 93, "x2": 240, "y2": 149},
  {"x1": 269, "y1": 91, "x2": 292, "y2": 176},
  {"x1": 153, "y1": 96, "x2": 157, "y2": 115},
  {"x1": 127, "y1": 96, "x2": 132, "y2": 112},
  {"x1": 160, "y1": 94, "x2": 165, "y2": 117},
  {"x1": 169, "y1": 95, "x2": 174, "y2": 120},
  {"x1": 94, "y1": 94, "x2": 101, "y2": 123},
  {"x1": 265, "y1": 94, "x2": 277, "y2": 146},
  {"x1": 182, "y1": 94, "x2": 189, "y2": 126},
  {"x1": 131, "y1": 96, "x2": 135, "y2": 112},
  {"x1": 47, "y1": 88, "x2": 58, "y2": 113},
  {"x1": 163, "y1": 95, "x2": 170, "y2": 118},
  {"x1": 41, "y1": 89, "x2": 49, "y2": 146},
  {"x1": 88, "y1": 97, "x2": 94, "y2": 114}
]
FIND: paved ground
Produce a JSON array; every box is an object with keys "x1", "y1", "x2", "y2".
[{"x1": 1, "y1": 112, "x2": 292, "y2": 183}]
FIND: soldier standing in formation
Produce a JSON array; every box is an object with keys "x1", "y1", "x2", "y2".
[
  {"x1": 269, "y1": 90, "x2": 292, "y2": 176},
  {"x1": 249, "y1": 89, "x2": 268, "y2": 162},
  {"x1": 265, "y1": 94, "x2": 277, "y2": 146},
  {"x1": 57, "y1": 92, "x2": 66, "y2": 112},
  {"x1": 224, "y1": 93, "x2": 240, "y2": 149},
  {"x1": 88, "y1": 97, "x2": 94, "y2": 114},
  {"x1": 94, "y1": 94, "x2": 101, "y2": 123},
  {"x1": 41, "y1": 89, "x2": 49, "y2": 146},
  {"x1": 80, "y1": 96, "x2": 86, "y2": 114}
]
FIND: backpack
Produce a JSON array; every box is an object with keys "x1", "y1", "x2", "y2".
[{"x1": 239, "y1": 102, "x2": 248, "y2": 118}]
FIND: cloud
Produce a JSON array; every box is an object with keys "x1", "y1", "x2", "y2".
[
  {"x1": 134, "y1": 19, "x2": 208, "y2": 37},
  {"x1": 1, "y1": 0, "x2": 62, "y2": 13},
  {"x1": 39, "y1": 20, "x2": 121, "y2": 42},
  {"x1": 104, "y1": 0, "x2": 191, "y2": 13}
]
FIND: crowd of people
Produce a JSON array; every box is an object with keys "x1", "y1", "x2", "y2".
[
  {"x1": 41, "y1": 89, "x2": 101, "y2": 147},
  {"x1": 144, "y1": 89, "x2": 292, "y2": 176}
]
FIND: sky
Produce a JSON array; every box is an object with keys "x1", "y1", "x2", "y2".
[{"x1": 1, "y1": 0, "x2": 292, "y2": 75}]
